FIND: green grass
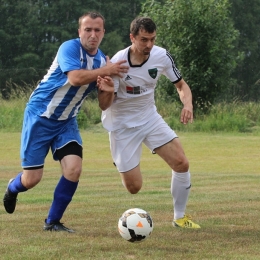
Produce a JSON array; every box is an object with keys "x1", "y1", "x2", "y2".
[
  {"x1": 1, "y1": 98, "x2": 260, "y2": 133},
  {"x1": 0, "y1": 98, "x2": 102, "y2": 132},
  {"x1": 158, "y1": 101, "x2": 260, "y2": 133},
  {"x1": 1, "y1": 129, "x2": 260, "y2": 259}
]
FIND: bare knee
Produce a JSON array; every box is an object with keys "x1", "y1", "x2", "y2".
[
  {"x1": 125, "y1": 182, "x2": 142, "y2": 194},
  {"x1": 155, "y1": 138, "x2": 190, "y2": 173},
  {"x1": 173, "y1": 157, "x2": 189, "y2": 172},
  {"x1": 61, "y1": 155, "x2": 82, "y2": 182},
  {"x1": 121, "y1": 166, "x2": 142, "y2": 194},
  {"x1": 22, "y1": 169, "x2": 43, "y2": 189},
  {"x1": 63, "y1": 165, "x2": 82, "y2": 182}
]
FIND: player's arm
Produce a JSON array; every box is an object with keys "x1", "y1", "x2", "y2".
[
  {"x1": 67, "y1": 56, "x2": 128, "y2": 86},
  {"x1": 174, "y1": 79, "x2": 193, "y2": 124},
  {"x1": 96, "y1": 76, "x2": 115, "y2": 111}
]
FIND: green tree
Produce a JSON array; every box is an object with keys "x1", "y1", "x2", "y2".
[
  {"x1": 0, "y1": 0, "x2": 145, "y2": 99},
  {"x1": 142, "y1": 0, "x2": 240, "y2": 111},
  {"x1": 0, "y1": 0, "x2": 85, "y2": 98},
  {"x1": 229, "y1": 0, "x2": 260, "y2": 101}
]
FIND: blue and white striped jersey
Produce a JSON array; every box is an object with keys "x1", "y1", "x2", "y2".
[{"x1": 28, "y1": 38, "x2": 106, "y2": 120}]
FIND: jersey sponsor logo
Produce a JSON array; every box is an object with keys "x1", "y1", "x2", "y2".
[
  {"x1": 148, "y1": 68, "x2": 158, "y2": 79},
  {"x1": 125, "y1": 75, "x2": 132, "y2": 81},
  {"x1": 126, "y1": 86, "x2": 147, "y2": 94},
  {"x1": 126, "y1": 86, "x2": 140, "y2": 94}
]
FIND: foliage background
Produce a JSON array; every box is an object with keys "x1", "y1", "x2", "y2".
[
  {"x1": 143, "y1": 0, "x2": 241, "y2": 111},
  {"x1": 229, "y1": 0, "x2": 260, "y2": 100},
  {"x1": 0, "y1": 0, "x2": 260, "y2": 105},
  {"x1": 0, "y1": 0, "x2": 144, "y2": 98}
]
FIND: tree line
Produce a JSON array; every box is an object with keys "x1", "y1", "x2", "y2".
[
  {"x1": 0, "y1": 0, "x2": 259, "y2": 110},
  {"x1": 0, "y1": 0, "x2": 144, "y2": 99}
]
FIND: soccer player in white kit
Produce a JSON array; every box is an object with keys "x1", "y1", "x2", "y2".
[{"x1": 102, "y1": 17, "x2": 200, "y2": 228}]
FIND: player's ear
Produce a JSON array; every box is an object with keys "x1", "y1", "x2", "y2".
[{"x1": 130, "y1": 34, "x2": 134, "y2": 43}]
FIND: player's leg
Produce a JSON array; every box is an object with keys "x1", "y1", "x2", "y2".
[
  {"x1": 155, "y1": 138, "x2": 200, "y2": 228},
  {"x1": 110, "y1": 127, "x2": 144, "y2": 194},
  {"x1": 45, "y1": 142, "x2": 82, "y2": 227},
  {"x1": 3, "y1": 168, "x2": 43, "y2": 214},
  {"x1": 44, "y1": 119, "x2": 83, "y2": 232},
  {"x1": 144, "y1": 116, "x2": 200, "y2": 228},
  {"x1": 3, "y1": 108, "x2": 48, "y2": 214},
  {"x1": 120, "y1": 165, "x2": 142, "y2": 194},
  {"x1": 154, "y1": 139, "x2": 190, "y2": 217}
]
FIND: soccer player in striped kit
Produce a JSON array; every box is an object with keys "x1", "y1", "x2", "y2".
[{"x1": 3, "y1": 11, "x2": 129, "y2": 232}]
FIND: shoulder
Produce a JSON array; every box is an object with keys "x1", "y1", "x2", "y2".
[
  {"x1": 151, "y1": 45, "x2": 167, "y2": 56},
  {"x1": 60, "y1": 38, "x2": 80, "y2": 49},
  {"x1": 57, "y1": 39, "x2": 82, "y2": 61},
  {"x1": 151, "y1": 45, "x2": 176, "y2": 64},
  {"x1": 111, "y1": 47, "x2": 130, "y2": 62},
  {"x1": 59, "y1": 39, "x2": 81, "y2": 55}
]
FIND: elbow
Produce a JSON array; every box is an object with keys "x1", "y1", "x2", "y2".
[
  {"x1": 69, "y1": 79, "x2": 81, "y2": 86},
  {"x1": 99, "y1": 99, "x2": 113, "y2": 111},
  {"x1": 98, "y1": 93, "x2": 114, "y2": 111},
  {"x1": 67, "y1": 70, "x2": 86, "y2": 86},
  {"x1": 99, "y1": 103, "x2": 110, "y2": 111},
  {"x1": 99, "y1": 104, "x2": 105, "y2": 111}
]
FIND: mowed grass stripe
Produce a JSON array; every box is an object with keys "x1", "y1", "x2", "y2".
[{"x1": 1, "y1": 130, "x2": 260, "y2": 260}]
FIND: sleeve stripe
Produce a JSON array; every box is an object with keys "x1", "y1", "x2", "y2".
[{"x1": 166, "y1": 51, "x2": 182, "y2": 79}]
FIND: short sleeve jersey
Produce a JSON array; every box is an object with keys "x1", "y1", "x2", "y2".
[
  {"x1": 101, "y1": 45, "x2": 182, "y2": 131},
  {"x1": 28, "y1": 38, "x2": 106, "y2": 120}
]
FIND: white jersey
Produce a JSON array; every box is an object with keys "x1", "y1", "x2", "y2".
[{"x1": 101, "y1": 45, "x2": 182, "y2": 131}]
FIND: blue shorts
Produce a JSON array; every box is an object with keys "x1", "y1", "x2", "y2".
[{"x1": 20, "y1": 107, "x2": 82, "y2": 168}]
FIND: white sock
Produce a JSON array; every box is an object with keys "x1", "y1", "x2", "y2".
[{"x1": 171, "y1": 170, "x2": 191, "y2": 220}]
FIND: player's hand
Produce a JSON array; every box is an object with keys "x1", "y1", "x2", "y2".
[
  {"x1": 180, "y1": 105, "x2": 193, "y2": 124},
  {"x1": 96, "y1": 76, "x2": 114, "y2": 93},
  {"x1": 105, "y1": 56, "x2": 129, "y2": 78}
]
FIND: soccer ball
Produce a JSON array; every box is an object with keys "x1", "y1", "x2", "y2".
[{"x1": 118, "y1": 208, "x2": 153, "y2": 243}]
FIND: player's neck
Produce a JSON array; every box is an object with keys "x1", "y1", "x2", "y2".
[{"x1": 129, "y1": 47, "x2": 149, "y2": 65}]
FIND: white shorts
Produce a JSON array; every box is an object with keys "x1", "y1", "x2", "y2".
[{"x1": 109, "y1": 114, "x2": 178, "y2": 172}]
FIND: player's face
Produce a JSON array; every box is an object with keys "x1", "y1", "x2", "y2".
[
  {"x1": 130, "y1": 29, "x2": 156, "y2": 56},
  {"x1": 78, "y1": 16, "x2": 105, "y2": 55}
]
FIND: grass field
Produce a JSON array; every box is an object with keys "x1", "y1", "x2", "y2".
[{"x1": 1, "y1": 127, "x2": 260, "y2": 259}]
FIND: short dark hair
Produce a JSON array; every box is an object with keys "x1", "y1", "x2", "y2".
[
  {"x1": 130, "y1": 17, "x2": 156, "y2": 36},
  {"x1": 78, "y1": 11, "x2": 105, "y2": 28}
]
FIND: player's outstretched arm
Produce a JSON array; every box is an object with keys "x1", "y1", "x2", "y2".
[
  {"x1": 96, "y1": 76, "x2": 115, "y2": 111},
  {"x1": 67, "y1": 57, "x2": 129, "y2": 87},
  {"x1": 175, "y1": 79, "x2": 193, "y2": 124}
]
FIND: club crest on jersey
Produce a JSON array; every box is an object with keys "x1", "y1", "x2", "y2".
[{"x1": 148, "y1": 68, "x2": 158, "y2": 79}]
